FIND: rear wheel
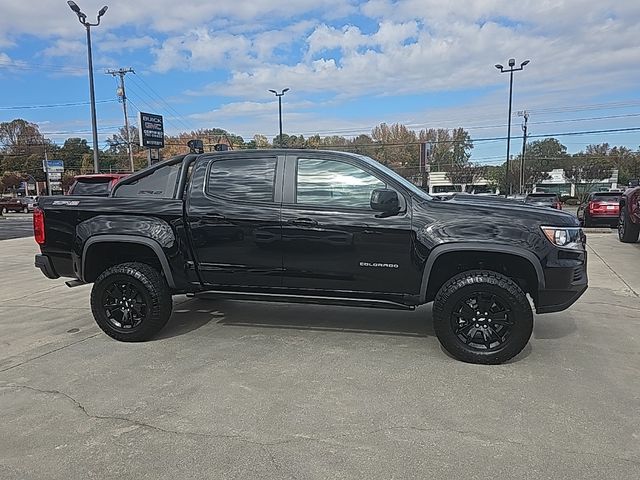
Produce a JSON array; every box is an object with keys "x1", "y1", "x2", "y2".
[
  {"x1": 91, "y1": 262, "x2": 172, "y2": 341},
  {"x1": 432, "y1": 270, "x2": 533, "y2": 364},
  {"x1": 618, "y1": 209, "x2": 640, "y2": 243}
]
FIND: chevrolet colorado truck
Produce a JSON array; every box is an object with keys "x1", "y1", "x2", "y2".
[{"x1": 34, "y1": 150, "x2": 588, "y2": 364}]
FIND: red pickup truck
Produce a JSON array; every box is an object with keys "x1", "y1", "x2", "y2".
[{"x1": 618, "y1": 185, "x2": 640, "y2": 243}]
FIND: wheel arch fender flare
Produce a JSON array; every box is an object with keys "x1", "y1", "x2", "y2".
[
  {"x1": 419, "y1": 243, "x2": 545, "y2": 303},
  {"x1": 81, "y1": 235, "x2": 176, "y2": 289}
]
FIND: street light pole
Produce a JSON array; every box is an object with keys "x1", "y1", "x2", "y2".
[
  {"x1": 495, "y1": 58, "x2": 530, "y2": 196},
  {"x1": 268, "y1": 88, "x2": 289, "y2": 147},
  {"x1": 518, "y1": 110, "x2": 529, "y2": 194},
  {"x1": 67, "y1": 1, "x2": 108, "y2": 174}
]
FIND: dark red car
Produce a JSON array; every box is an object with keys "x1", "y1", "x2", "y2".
[
  {"x1": 577, "y1": 192, "x2": 621, "y2": 228},
  {"x1": 618, "y1": 185, "x2": 640, "y2": 243},
  {"x1": 67, "y1": 173, "x2": 129, "y2": 197},
  {"x1": 0, "y1": 196, "x2": 32, "y2": 214}
]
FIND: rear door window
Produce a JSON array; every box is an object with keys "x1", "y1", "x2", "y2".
[{"x1": 206, "y1": 157, "x2": 277, "y2": 203}]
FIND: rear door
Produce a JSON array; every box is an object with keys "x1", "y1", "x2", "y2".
[
  {"x1": 280, "y1": 153, "x2": 414, "y2": 295},
  {"x1": 186, "y1": 153, "x2": 284, "y2": 288}
]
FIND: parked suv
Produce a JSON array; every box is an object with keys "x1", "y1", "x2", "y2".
[
  {"x1": 618, "y1": 185, "x2": 640, "y2": 242},
  {"x1": 577, "y1": 192, "x2": 621, "y2": 228},
  {"x1": 34, "y1": 150, "x2": 587, "y2": 364},
  {"x1": 524, "y1": 193, "x2": 562, "y2": 209}
]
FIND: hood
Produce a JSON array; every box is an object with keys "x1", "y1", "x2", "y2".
[{"x1": 415, "y1": 193, "x2": 578, "y2": 228}]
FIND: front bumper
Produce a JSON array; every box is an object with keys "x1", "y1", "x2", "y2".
[
  {"x1": 35, "y1": 254, "x2": 60, "y2": 280},
  {"x1": 536, "y1": 250, "x2": 588, "y2": 314}
]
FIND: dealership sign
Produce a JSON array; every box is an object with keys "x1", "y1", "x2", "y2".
[
  {"x1": 138, "y1": 112, "x2": 164, "y2": 148},
  {"x1": 43, "y1": 160, "x2": 64, "y2": 173}
]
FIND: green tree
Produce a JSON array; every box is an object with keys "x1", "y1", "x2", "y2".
[
  {"x1": 564, "y1": 158, "x2": 615, "y2": 202},
  {"x1": 59, "y1": 137, "x2": 92, "y2": 171},
  {"x1": 0, "y1": 119, "x2": 48, "y2": 156}
]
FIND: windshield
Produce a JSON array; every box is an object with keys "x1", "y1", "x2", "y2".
[
  {"x1": 525, "y1": 194, "x2": 557, "y2": 204},
  {"x1": 354, "y1": 154, "x2": 432, "y2": 200},
  {"x1": 591, "y1": 193, "x2": 621, "y2": 202}
]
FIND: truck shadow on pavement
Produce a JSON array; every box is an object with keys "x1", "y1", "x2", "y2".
[
  {"x1": 158, "y1": 297, "x2": 435, "y2": 340},
  {"x1": 157, "y1": 297, "x2": 575, "y2": 364}
]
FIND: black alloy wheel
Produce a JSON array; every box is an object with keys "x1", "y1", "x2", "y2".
[
  {"x1": 102, "y1": 281, "x2": 148, "y2": 331},
  {"x1": 451, "y1": 292, "x2": 513, "y2": 351}
]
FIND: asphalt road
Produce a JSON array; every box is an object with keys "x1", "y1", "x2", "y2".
[
  {"x1": 0, "y1": 234, "x2": 639, "y2": 479},
  {"x1": 0, "y1": 214, "x2": 33, "y2": 240}
]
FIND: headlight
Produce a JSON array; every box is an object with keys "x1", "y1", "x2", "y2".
[{"x1": 541, "y1": 226, "x2": 585, "y2": 249}]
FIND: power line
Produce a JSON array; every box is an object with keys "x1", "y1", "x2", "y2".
[
  {"x1": 130, "y1": 73, "x2": 195, "y2": 132},
  {"x1": 0, "y1": 99, "x2": 117, "y2": 110}
]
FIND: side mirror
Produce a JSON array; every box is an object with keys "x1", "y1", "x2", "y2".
[{"x1": 370, "y1": 188, "x2": 400, "y2": 214}]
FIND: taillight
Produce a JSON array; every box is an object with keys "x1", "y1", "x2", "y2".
[
  {"x1": 33, "y1": 207, "x2": 45, "y2": 244},
  {"x1": 589, "y1": 201, "x2": 602, "y2": 214}
]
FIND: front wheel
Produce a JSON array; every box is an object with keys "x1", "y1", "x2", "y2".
[
  {"x1": 432, "y1": 270, "x2": 533, "y2": 364},
  {"x1": 618, "y1": 209, "x2": 640, "y2": 243},
  {"x1": 90, "y1": 262, "x2": 172, "y2": 341}
]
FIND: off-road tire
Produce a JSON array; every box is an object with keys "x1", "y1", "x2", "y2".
[
  {"x1": 91, "y1": 262, "x2": 172, "y2": 341},
  {"x1": 432, "y1": 270, "x2": 533, "y2": 364},
  {"x1": 618, "y1": 209, "x2": 640, "y2": 243}
]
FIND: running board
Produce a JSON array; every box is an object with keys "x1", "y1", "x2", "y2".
[
  {"x1": 192, "y1": 290, "x2": 415, "y2": 311},
  {"x1": 65, "y1": 279, "x2": 86, "y2": 288}
]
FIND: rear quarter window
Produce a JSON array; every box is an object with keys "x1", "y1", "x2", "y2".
[
  {"x1": 114, "y1": 164, "x2": 181, "y2": 198},
  {"x1": 70, "y1": 180, "x2": 111, "y2": 196}
]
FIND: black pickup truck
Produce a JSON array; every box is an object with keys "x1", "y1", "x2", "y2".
[{"x1": 34, "y1": 149, "x2": 587, "y2": 364}]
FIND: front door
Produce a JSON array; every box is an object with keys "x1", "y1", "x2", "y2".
[
  {"x1": 186, "y1": 154, "x2": 284, "y2": 288},
  {"x1": 280, "y1": 154, "x2": 414, "y2": 294}
]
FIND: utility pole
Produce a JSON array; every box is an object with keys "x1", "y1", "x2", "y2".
[
  {"x1": 518, "y1": 110, "x2": 529, "y2": 194},
  {"x1": 106, "y1": 67, "x2": 135, "y2": 172}
]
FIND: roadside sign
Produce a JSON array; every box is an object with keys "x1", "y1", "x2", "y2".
[
  {"x1": 138, "y1": 112, "x2": 164, "y2": 148},
  {"x1": 43, "y1": 160, "x2": 64, "y2": 173},
  {"x1": 50, "y1": 181, "x2": 62, "y2": 192},
  {"x1": 48, "y1": 172, "x2": 62, "y2": 180}
]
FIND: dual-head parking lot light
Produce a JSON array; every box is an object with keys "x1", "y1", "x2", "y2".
[
  {"x1": 67, "y1": 1, "x2": 108, "y2": 174},
  {"x1": 269, "y1": 88, "x2": 289, "y2": 147},
  {"x1": 495, "y1": 58, "x2": 530, "y2": 196}
]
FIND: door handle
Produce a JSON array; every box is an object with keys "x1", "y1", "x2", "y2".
[{"x1": 288, "y1": 218, "x2": 318, "y2": 226}]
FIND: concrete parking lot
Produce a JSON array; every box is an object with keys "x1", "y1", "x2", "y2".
[
  {"x1": 0, "y1": 214, "x2": 33, "y2": 241},
  {"x1": 1, "y1": 232, "x2": 639, "y2": 479}
]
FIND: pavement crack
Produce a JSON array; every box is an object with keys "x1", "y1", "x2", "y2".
[{"x1": 3, "y1": 385, "x2": 639, "y2": 468}]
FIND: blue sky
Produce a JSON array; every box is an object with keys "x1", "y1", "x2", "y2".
[{"x1": 1, "y1": 0, "x2": 639, "y2": 165}]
